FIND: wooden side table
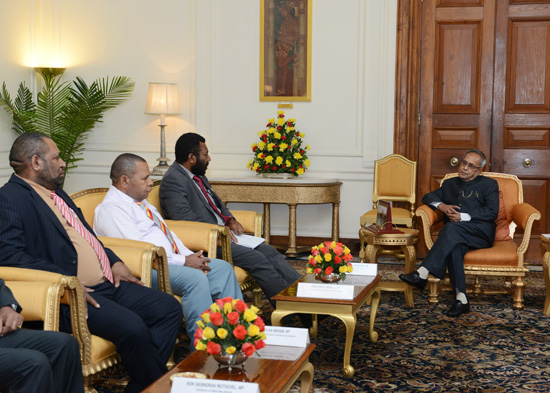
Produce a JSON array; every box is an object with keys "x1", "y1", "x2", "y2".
[
  {"x1": 358, "y1": 228, "x2": 418, "y2": 307},
  {"x1": 542, "y1": 235, "x2": 550, "y2": 315}
]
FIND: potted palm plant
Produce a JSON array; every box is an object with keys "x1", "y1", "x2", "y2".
[{"x1": 0, "y1": 67, "x2": 134, "y2": 185}]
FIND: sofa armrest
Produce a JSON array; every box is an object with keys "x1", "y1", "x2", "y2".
[{"x1": 415, "y1": 205, "x2": 444, "y2": 250}]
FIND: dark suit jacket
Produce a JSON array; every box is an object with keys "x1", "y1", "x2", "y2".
[
  {"x1": 0, "y1": 279, "x2": 21, "y2": 313},
  {"x1": 422, "y1": 175, "x2": 499, "y2": 243},
  {"x1": 159, "y1": 162, "x2": 234, "y2": 223},
  {"x1": 0, "y1": 174, "x2": 120, "y2": 276}
]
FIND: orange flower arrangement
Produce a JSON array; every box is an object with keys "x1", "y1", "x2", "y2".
[
  {"x1": 306, "y1": 241, "x2": 354, "y2": 280},
  {"x1": 194, "y1": 297, "x2": 266, "y2": 357}
]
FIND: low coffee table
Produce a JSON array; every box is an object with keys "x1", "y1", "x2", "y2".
[
  {"x1": 141, "y1": 343, "x2": 316, "y2": 393},
  {"x1": 271, "y1": 274, "x2": 381, "y2": 378}
]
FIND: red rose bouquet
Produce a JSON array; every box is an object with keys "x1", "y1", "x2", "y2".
[
  {"x1": 306, "y1": 241, "x2": 354, "y2": 280},
  {"x1": 194, "y1": 297, "x2": 266, "y2": 357}
]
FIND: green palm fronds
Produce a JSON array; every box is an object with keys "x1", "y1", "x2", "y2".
[{"x1": 0, "y1": 73, "x2": 134, "y2": 184}]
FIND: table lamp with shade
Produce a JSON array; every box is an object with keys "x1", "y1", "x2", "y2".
[{"x1": 145, "y1": 82, "x2": 180, "y2": 175}]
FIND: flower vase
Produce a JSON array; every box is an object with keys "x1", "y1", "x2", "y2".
[
  {"x1": 212, "y1": 351, "x2": 248, "y2": 368},
  {"x1": 260, "y1": 173, "x2": 294, "y2": 179},
  {"x1": 317, "y1": 273, "x2": 341, "y2": 283}
]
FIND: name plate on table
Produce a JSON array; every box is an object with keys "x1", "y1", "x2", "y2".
[
  {"x1": 297, "y1": 282, "x2": 355, "y2": 300},
  {"x1": 348, "y1": 263, "x2": 378, "y2": 276},
  {"x1": 172, "y1": 378, "x2": 259, "y2": 393},
  {"x1": 264, "y1": 326, "x2": 309, "y2": 347}
]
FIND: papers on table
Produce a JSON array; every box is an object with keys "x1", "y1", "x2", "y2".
[
  {"x1": 543, "y1": 234, "x2": 550, "y2": 239},
  {"x1": 171, "y1": 378, "x2": 259, "y2": 393},
  {"x1": 233, "y1": 234, "x2": 265, "y2": 249}
]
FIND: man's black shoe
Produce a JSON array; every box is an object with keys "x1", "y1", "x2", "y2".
[
  {"x1": 399, "y1": 271, "x2": 427, "y2": 290},
  {"x1": 445, "y1": 300, "x2": 470, "y2": 318}
]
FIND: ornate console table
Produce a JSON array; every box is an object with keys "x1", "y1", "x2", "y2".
[{"x1": 210, "y1": 178, "x2": 342, "y2": 256}]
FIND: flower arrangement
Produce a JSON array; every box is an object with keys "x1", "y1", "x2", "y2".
[
  {"x1": 306, "y1": 241, "x2": 354, "y2": 280},
  {"x1": 194, "y1": 297, "x2": 266, "y2": 357},
  {"x1": 247, "y1": 110, "x2": 310, "y2": 176}
]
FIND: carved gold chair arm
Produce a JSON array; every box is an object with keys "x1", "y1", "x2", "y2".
[
  {"x1": 511, "y1": 203, "x2": 541, "y2": 257},
  {"x1": 6, "y1": 280, "x2": 65, "y2": 331},
  {"x1": 415, "y1": 205, "x2": 444, "y2": 250}
]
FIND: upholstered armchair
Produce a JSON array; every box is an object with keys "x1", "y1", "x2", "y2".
[
  {"x1": 0, "y1": 239, "x2": 170, "y2": 393},
  {"x1": 71, "y1": 187, "x2": 263, "y2": 307},
  {"x1": 416, "y1": 172, "x2": 541, "y2": 309}
]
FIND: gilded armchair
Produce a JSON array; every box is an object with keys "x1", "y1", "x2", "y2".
[
  {"x1": 416, "y1": 172, "x2": 540, "y2": 309},
  {"x1": 0, "y1": 239, "x2": 170, "y2": 393}
]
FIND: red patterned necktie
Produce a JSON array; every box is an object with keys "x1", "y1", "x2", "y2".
[
  {"x1": 193, "y1": 176, "x2": 232, "y2": 225},
  {"x1": 135, "y1": 201, "x2": 180, "y2": 254},
  {"x1": 51, "y1": 192, "x2": 114, "y2": 283}
]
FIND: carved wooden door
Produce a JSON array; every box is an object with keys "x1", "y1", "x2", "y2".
[{"x1": 417, "y1": 0, "x2": 550, "y2": 261}]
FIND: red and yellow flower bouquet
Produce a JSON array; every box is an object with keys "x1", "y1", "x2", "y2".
[
  {"x1": 306, "y1": 241, "x2": 354, "y2": 280},
  {"x1": 194, "y1": 297, "x2": 266, "y2": 357}
]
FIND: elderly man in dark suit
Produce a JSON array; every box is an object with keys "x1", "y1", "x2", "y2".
[
  {"x1": 159, "y1": 133, "x2": 302, "y2": 308},
  {"x1": 0, "y1": 133, "x2": 183, "y2": 393},
  {"x1": 0, "y1": 278, "x2": 84, "y2": 393},
  {"x1": 399, "y1": 149, "x2": 499, "y2": 317}
]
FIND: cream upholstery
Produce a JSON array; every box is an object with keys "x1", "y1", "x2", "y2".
[
  {"x1": 416, "y1": 172, "x2": 541, "y2": 309},
  {"x1": 360, "y1": 154, "x2": 417, "y2": 228},
  {"x1": 0, "y1": 239, "x2": 170, "y2": 393}
]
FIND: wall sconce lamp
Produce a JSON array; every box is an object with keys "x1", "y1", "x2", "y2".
[{"x1": 145, "y1": 82, "x2": 180, "y2": 175}]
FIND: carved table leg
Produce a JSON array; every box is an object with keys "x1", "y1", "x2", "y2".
[
  {"x1": 286, "y1": 204, "x2": 298, "y2": 256},
  {"x1": 332, "y1": 202, "x2": 340, "y2": 242},
  {"x1": 337, "y1": 313, "x2": 357, "y2": 378},
  {"x1": 401, "y1": 245, "x2": 416, "y2": 307},
  {"x1": 263, "y1": 203, "x2": 271, "y2": 245},
  {"x1": 544, "y1": 252, "x2": 550, "y2": 315}
]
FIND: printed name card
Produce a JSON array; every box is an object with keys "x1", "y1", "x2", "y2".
[
  {"x1": 264, "y1": 326, "x2": 309, "y2": 347},
  {"x1": 171, "y1": 378, "x2": 259, "y2": 393},
  {"x1": 348, "y1": 263, "x2": 378, "y2": 276},
  {"x1": 296, "y1": 282, "x2": 355, "y2": 300},
  {"x1": 543, "y1": 234, "x2": 550, "y2": 239}
]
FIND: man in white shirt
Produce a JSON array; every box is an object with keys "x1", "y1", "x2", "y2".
[{"x1": 94, "y1": 153, "x2": 242, "y2": 345}]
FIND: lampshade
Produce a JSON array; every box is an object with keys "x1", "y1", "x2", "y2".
[{"x1": 145, "y1": 82, "x2": 180, "y2": 115}]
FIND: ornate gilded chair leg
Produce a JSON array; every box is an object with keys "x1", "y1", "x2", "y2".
[
  {"x1": 473, "y1": 277, "x2": 481, "y2": 296},
  {"x1": 512, "y1": 277, "x2": 525, "y2": 310},
  {"x1": 427, "y1": 277, "x2": 440, "y2": 304},
  {"x1": 252, "y1": 286, "x2": 262, "y2": 310}
]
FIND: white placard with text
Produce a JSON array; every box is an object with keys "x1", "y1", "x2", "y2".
[
  {"x1": 348, "y1": 263, "x2": 378, "y2": 276},
  {"x1": 171, "y1": 378, "x2": 259, "y2": 393},
  {"x1": 296, "y1": 282, "x2": 355, "y2": 300},
  {"x1": 264, "y1": 326, "x2": 309, "y2": 347}
]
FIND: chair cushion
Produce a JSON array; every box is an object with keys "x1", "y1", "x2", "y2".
[
  {"x1": 463, "y1": 241, "x2": 518, "y2": 266},
  {"x1": 91, "y1": 335, "x2": 117, "y2": 363},
  {"x1": 360, "y1": 207, "x2": 412, "y2": 226},
  {"x1": 495, "y1": 191, "x2": 512, "y2": 241}
]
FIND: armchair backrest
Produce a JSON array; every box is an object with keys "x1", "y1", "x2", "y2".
[
  {"x1": 147, "y1": 181, "x2": 163, "y2": 217},
  {"x1": 70, "y1": 188, "x2": 109, "y2": 224},
  {"x1": 373, "y1": 154, "x2": 417, "y2": 209},
  {"x1": 441, "y1": 172, "x2": 522, "y2": 224}
]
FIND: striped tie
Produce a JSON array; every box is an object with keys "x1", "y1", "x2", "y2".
[
  {"x1": 193, "y1": 176, "x2": 232, "y2": 225},
  {"x1": 51, "y1": 192, "x2": 114, "y2": 283},
  {"x1": 135, "y1": 201, "x2": 180, "y2": 254}
]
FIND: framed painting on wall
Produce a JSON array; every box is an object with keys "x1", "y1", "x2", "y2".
[{"x1": 260, "y1": 0, "x2": 312, "y2": 101}]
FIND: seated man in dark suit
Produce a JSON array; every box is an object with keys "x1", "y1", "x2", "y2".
[
  {"x1": 0, "y1": 278, "x2": 84, "y2": 393},
  {"x1": 159, "y1": 133, "x2": 302, "y2": 309},
  {"x1": 399, "y1": 149, "x2": 499, "y2": 317},
  {"x1": 0, "y1": 133, "x2": 183, "y2": 393}
]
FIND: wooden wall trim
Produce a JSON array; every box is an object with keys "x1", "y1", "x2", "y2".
[{"x1": 394, "y1": 0, "x2": 422, "y2": 161}]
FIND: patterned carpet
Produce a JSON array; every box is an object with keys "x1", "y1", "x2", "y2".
[{"x1": 95, "y1": 257, "x2": 550, "y2": 392}]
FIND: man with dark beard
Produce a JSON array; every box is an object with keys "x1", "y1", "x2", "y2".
[
  {"x1": 0, "y1": 133, "x2": 182, "y2": 393},
  {"x1": 159, "y1": 133, "x2": 304, "y2": 314}
]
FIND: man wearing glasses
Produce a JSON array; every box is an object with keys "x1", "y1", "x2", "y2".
[{"x1": 399, "y1": 149, "x2": 499, "y2": 317}]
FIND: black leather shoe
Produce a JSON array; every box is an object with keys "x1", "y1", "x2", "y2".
[
  {"x1": 399, "y1": 271, "x2": 427, "y2": 290},
  {"x1": 445, "y1": 300, "x2": 470, "y2": 318}
]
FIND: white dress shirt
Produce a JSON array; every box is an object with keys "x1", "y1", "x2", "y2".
[{"x1": 93, "y1": 186, "x2": 193, "y2": 266}]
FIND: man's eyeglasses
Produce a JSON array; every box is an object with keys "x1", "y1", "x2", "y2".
[{"x1": 460, "y1": 160, "x2": 481, "y2": 170}]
